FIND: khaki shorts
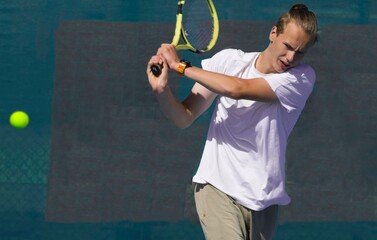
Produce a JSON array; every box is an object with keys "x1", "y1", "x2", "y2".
[{"x1": 194, "y1": 183, "x2": 279, "y2": 240}]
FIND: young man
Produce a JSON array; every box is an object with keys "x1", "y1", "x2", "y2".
[{"x1": 147, "y1": 4, "x2": 318, "y2": 240}]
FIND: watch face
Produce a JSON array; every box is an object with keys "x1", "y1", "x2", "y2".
[{"x1": 177, "y1": 62, "x2": 186, "y2": 76}]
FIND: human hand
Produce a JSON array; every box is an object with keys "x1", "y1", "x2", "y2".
[
  {"x1": 156, "y1": 44, "x2": 181, "y2": 72},
  {"x1": 146, "y1": 55, "x2": 169, "y2": 94}
]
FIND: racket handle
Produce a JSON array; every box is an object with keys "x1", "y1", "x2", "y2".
[{"x1": 150, "y1": 64, "x2": 162, "y2": 77}]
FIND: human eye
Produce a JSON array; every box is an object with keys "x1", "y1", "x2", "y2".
[{"x1": 284, "y1": 43, "x2": 292, "y2": 49}]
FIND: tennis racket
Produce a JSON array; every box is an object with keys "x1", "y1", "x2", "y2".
[{"x1": 150, "y1": 0, "x2": 219, "y2": 77}]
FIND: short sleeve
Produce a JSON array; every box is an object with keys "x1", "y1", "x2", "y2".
[
  {"x1": 201, "y1": 49, "x2": 245, "y2": 74},
  {"x1": 265, "y1": 64, "x2": 316, "y2": 112}
]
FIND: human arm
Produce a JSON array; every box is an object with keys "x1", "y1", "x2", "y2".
[
  {"x1": 147, "y1": 56, "x2": 217, "y2": 129},
  {"x1": 183, "y1": 66, "x2": 277, "y2": 102},
  {"x1": 157, "y1": 44, "x2": 278, "y2": 102}
]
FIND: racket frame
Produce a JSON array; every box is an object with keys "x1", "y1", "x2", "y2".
[
  {"x1": 150, "y1": 0, "x2": 219, "y2": 76},
  {"x1": 174, "y1": 0, "x2": 219, "y2": 53}
]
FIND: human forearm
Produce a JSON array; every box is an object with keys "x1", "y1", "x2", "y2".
[
  {"x1": 171, "y1": 63, "x2": 277, "y2": 102},
  {"x1": 183, "y1": 66, "x2": 242, "y2": 98},
  {"x1": 154, "y1": 86, "x2": 195, "y2": 129}
]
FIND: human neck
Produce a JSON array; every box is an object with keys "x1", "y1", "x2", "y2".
[{"x1": 255, "y1": 50, "x2": 275, "y2": 74}]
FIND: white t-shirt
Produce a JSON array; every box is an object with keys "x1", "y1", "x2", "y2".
[{"x1": 192, "y1": 49, "x2": 315, "y2": 211}]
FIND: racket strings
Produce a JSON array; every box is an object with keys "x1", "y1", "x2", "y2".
[{"x1": 182, "y1": 0, "x2": 215, "y2": 51}]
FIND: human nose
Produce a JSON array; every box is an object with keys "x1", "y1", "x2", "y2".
[{"x1": 286, "y1": 50, "x2": 295, "y2": 63}]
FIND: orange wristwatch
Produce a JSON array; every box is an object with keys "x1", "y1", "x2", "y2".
[{"x1": 176, "y1": 60, "x2": 192, "y2": 76}]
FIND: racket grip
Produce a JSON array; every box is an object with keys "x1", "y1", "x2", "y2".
[{"x1": 150, "y1": 64, "x2": 162, "y2": 77}]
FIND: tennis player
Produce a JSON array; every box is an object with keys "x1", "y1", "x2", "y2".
[{"x1": 147, "y1": 4, "x2": 318, "y2": 240}]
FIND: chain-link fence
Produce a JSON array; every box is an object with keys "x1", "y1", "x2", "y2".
[{"x1": 0, "y1": 126, "x2": 49, "y2": 212}]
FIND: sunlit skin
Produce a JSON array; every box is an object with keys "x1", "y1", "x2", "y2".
[{"x1": 257, "y1": 20, "x2": 314, "y2": 74}]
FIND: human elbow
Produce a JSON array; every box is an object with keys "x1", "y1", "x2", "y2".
[
  {"x1": 171, "y1": 116, "x2": 194, "y2": 129},
  {"x1": 175, "y1": 120, "x2": 192, "y2": 129},
  {"x1": 225, "y1": 84, "x2": 245, "y2": 99},
  {"x1": 224, "y1": 84, "x2": 278, "y2": 102}
]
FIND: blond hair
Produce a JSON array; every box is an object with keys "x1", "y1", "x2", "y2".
[{"x1": 276, "y1": 4, "x2": 318, "y2": 43}]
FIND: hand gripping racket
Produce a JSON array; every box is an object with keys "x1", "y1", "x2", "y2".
[{"x1": 150, "y1": 0, "x2": 219, "y2": 77}]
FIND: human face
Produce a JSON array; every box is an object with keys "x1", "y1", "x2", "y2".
[{"x1": 269, "y1": 21, "x2": 313, "y2": 73}]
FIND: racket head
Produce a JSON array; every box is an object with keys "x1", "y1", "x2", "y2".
[
  {"x1": 174, "y1": 0, "x2": 219, "y2": 53},
  {"x1": 151, "y1": 0, "x2": 220, "y2": 77}
]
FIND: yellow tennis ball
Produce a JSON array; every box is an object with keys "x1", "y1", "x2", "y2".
[{"x1": 9, "y1": 111, "x2": 29, "y2": 129}]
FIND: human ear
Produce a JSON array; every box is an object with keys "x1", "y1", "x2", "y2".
[{"x1": 269, "y1": 26, "x2": 277, "y2": 43}]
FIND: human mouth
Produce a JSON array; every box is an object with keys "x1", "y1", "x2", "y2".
[{"x1": 279, "y1": 60, "x2": 290, "y2": 70}]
